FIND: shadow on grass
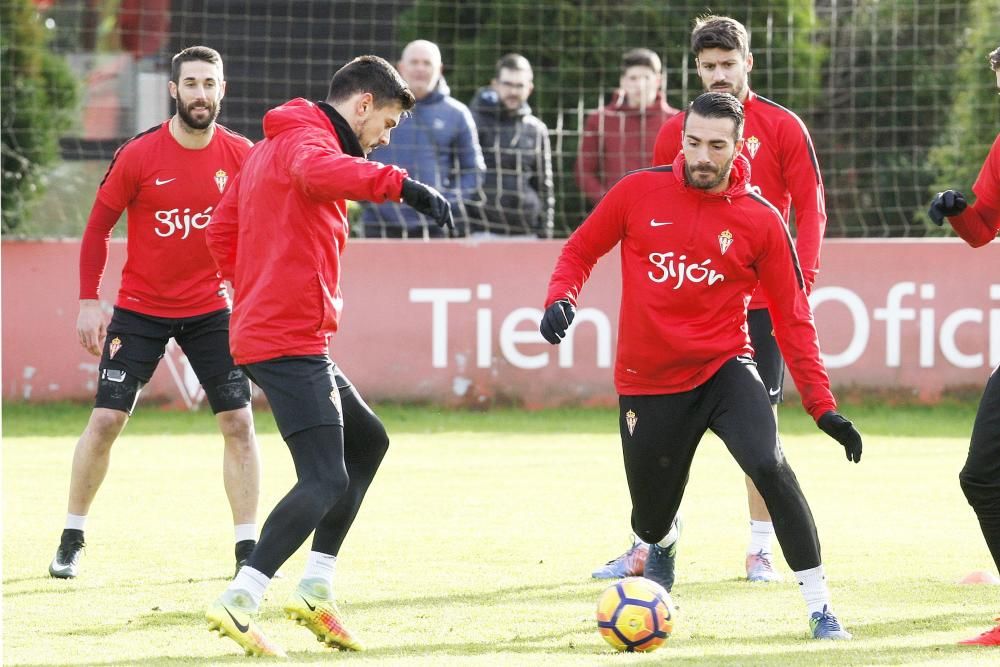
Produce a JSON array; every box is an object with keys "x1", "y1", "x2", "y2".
[{"x1": 9, "y1": 582, "x2": 994, "y2": 666}]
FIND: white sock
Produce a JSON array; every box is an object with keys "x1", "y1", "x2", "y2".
[
  {"x1": 656, "y1": 520, "x2": 679, "y2": 548},
  {"x1": 65, "y1": 513, "x2": 87, "y2": 531},
  {"x1": 794, "y1": 564, "x2": 831, "y2": 617},
  {"x1": 301, "y1": 551, "x2": 337, "y2": 589},
  {"x1": 234, "y1": 523, "x2": 257, "y2": 543},
  {"x1": 747, "y1": 520, "x2": 774, "y2": 555},
  {"x1": 228, "y1": 566, "x2": 270, "y2": 610}
]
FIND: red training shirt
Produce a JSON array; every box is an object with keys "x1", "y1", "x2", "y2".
[
  {"x1": 546, "y1": 152, "x2": 835, "y2": 421},
  {"x1": 80, "y1": 120, "x2": 252, "y2": 317},
  {"x1": 653, "y1": 90, "x2": 826, "y2": 308}
]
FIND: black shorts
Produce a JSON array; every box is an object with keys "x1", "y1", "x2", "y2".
[
  {"x1": 243, "y1": 356, "x2": 353, "y2": 440},
  {"x1": 747, "y1": 307, "x2": 785, "y2": 405},
  {"x1": 95, "y1": 307, "x2": 251, "y2": 415}
]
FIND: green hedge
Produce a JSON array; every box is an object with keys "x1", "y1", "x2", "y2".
[{"x1": 1, "y1": 0, "x2": 78, "y2": 233}]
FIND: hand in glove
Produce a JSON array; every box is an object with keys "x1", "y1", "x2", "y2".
[
  {"x1": 539, "y1": 300, "x2": 576, "y2": 344},
  {"x1": 817, "y1": 411, "x2": 863, "y2": 463},
  {"x1": 928, "y1": 190, "x2": 967, "y2": 226},
  {"x1": 401, "y1": 178, "x2": 454, "y2": 233}
]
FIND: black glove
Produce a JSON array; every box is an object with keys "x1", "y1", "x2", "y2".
[
  {"x1": 539, "y1": 300, "x2": 576, "y2": 344},
  {"x1": 401, "y1": 178, "x2": 454, "y2": 233},
  {"x1": 928, "y1": 190, "x2": 967, "y2": 226},
  {"x1": 817, "y1": 411, "x2": 862, "y2": 463}
]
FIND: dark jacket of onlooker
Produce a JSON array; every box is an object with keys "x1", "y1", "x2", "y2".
[
  {"x1": 575, "y1": 89, "x2": 679, "y2": 206},
  {"x1": 360, "y1": 78, "x2": 483, "y2": 237},
  {"x1": 468, "y1": 87, "x2": 554, "y2": 237}
]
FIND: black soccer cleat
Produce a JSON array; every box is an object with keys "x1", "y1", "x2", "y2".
[{"x1": 49, "y1": 529, "x2": 85, "y2": 579}]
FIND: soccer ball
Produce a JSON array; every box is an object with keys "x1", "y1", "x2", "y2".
[{"x1": 596, "y1": 576, "x2": 674, "y2": 652}]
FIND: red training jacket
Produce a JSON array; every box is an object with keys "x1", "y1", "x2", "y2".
[
  {"x1": 653, "y1": 90, "x2": 826, "y2": 309},
  {"x1": 574, "y1": 90, "x2": 679, "y2": 205},
  {"x1": 207, "y1": 98, "x2": 407, "y2": 365},
  {"x1": 950, "y1": 132, "x2": 1000, "y2": 247},
  {"x1": 545, "y1": 152, "x2": 836, "y2": 421}
]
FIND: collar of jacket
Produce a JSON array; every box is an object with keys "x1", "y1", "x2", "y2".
[
  {"x1": 671, "y1": 150, "x2": 753, "y2": 199},
  {"x1": 316, "y1": 101, "x2": 365, "y2": 158}
]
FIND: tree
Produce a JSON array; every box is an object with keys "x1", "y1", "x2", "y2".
[
  {"x1": 1, "y1": 0, "x2": 78, "y2": 233},
  {"x1": 396, "y1": 0, "x2": 824, "y2": 233}
]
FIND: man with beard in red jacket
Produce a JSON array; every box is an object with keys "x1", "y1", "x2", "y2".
[
  {"x1": 541, "y1": 92, "x2": 858, "y2": 640},
  {"x1": 203, "y1": 55, "x2": 452, "y2": 658},
  {"x1": 594, "y1": 15, "x2": 829, "y2": 585}
]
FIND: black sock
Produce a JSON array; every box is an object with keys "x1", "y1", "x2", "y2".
[
  {"x1": 235, "y1": 539, "x2": 256, "y2": 563},
  {"x1": 61, "y1": 528, "x2": 84, "y2": 545}
]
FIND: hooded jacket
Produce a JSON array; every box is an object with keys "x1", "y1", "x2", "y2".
[
  {"x1": 574, "y1": 90, "x2": 679, "y2": 205},
  {"x1": 207, "y1": 98, "x2": 407, "y2": 364},
  {"x1": 468, "y1": 86, "x2": 554, "y2": 236},
  {"x1": 546, "y1": 151, "x2": 835, "y2": 421},
  {"x1": 360, "y1": 78, "x2": 483, "y2": 234}
]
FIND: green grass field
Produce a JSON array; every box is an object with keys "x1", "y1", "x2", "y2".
[{"x1": 4, "y1": 401, "x2": 1000, "y2": 665}]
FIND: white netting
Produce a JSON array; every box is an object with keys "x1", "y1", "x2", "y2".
[{"x1": 4, "y1": 0, "x2": 998, "y2": 238}]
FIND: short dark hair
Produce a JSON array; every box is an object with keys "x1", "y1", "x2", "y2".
[
  {"x1": 495, "y1": 53, "x2": 532, "y2": 79},
  {"x1": 327, "y1": 55, "x2": 415, "y2": 111},
  {"x1": 691, "y1": 15, "x2": 750, "y2": 59},
  {"x1": 621, "y1": 48, "x2": 661, "y2": 75},
  {"x1": 989, "y1": 46, "x2": 1000, "y2": 72},
  {"x1": 684, "y1": 92, "x2": 745, "y2": 141},
  {"x1": 171, "y1": 45, "x2": 223, "y2": 83}
]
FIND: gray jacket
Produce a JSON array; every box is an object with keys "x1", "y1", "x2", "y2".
[{"x1": 468, "y1": 87, "x2": 554, "y2": 237}]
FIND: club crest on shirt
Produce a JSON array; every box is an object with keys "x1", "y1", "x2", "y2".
[
  {"x1": 718, "y1": 229, "x2": 734, "y2": 255},
  {"x1": 215, "y1": 169, "x2": 228, "y2": 193},
  {"x1": 109, "y1": 336, "x2": 122, "y2": 359},
  {"x1": 745, "y1": 136, "x2": 761, "y2": 159},
  {"x1": 329, "y1": 389, "x2": 338, "y2": 405},
  {"x1": 625, "y1": 409, "x2": 637, "y2": 436}
]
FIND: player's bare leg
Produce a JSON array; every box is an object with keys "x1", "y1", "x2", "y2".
[
  {"x1": 50, "y1": 408, "x2": 129, "y2": 578},
  {"x1": 745, "y1": 403, "x2": 782, "y2": 582},
  {"x1": 217, "y1": 406, "x2": 260, "y2": 574}
]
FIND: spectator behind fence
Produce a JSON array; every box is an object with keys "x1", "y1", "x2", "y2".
[
  {"x1": 574, "y1": 48, "x2": 680, "y2": 207},
  {"x1": 360, "y1": 40, "x2": 483, "y2": 238},
  {"x1": 467, "y1": 53, "x2": 554, "y2": 238}
]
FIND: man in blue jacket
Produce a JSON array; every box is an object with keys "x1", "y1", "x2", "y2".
[{"x1": 361, "y1": 40, "x2": 484, "y2": 238}]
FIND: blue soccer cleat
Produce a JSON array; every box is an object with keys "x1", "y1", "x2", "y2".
[
  {"x1": 746, "y1": 549, "x2": 783, "y2": 583},
  {"x1": 810, "y1": 605, "x2": 853, "y2": 640},
  {"x1": 591, "y1": 541, "x2": 648, "y2": 579},
  {"x1": 643, "y1": 517, "x2": 681, "y2": 593}
]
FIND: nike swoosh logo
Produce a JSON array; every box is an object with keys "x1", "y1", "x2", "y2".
[
  {"x1": 301, "y1": 595, "x2": 317, "y2": 612},
  {"x1": 224, "y1": 606, "x2": 250, "y2": 633},
  {"x1": 649, "y1": 220, "x2": 673, "y2": 227},
  {"x1": 155, "y1": 178, "x2": 176, "y2": 186},
  {"x1": 769, "y1": 388, "x2": 781, "y2": 396}
]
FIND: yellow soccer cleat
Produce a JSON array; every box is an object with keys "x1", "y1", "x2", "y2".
[
  {"x1": 283, "y1": 581, "x2": 364, "y2": 651},
  {"x1": 206, "y1": 591, "x2": 287, "y2": 658}
]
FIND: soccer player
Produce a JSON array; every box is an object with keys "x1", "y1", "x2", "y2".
[
  {"x1": 541, "y1": 92, "x2": 860, "y2": 640},
  {"x1": 203, "y1": 55, "x2": 452, "y2": 658},
  {"x1": 593, "y1": 15, "x2": 828, "y2": 584},
  {"x1": 48, "y1": 46, "x2": 260, "y2": 581},
  {"x1": 928, "y1": 44, "x2": 1000, "y2": 647}
]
